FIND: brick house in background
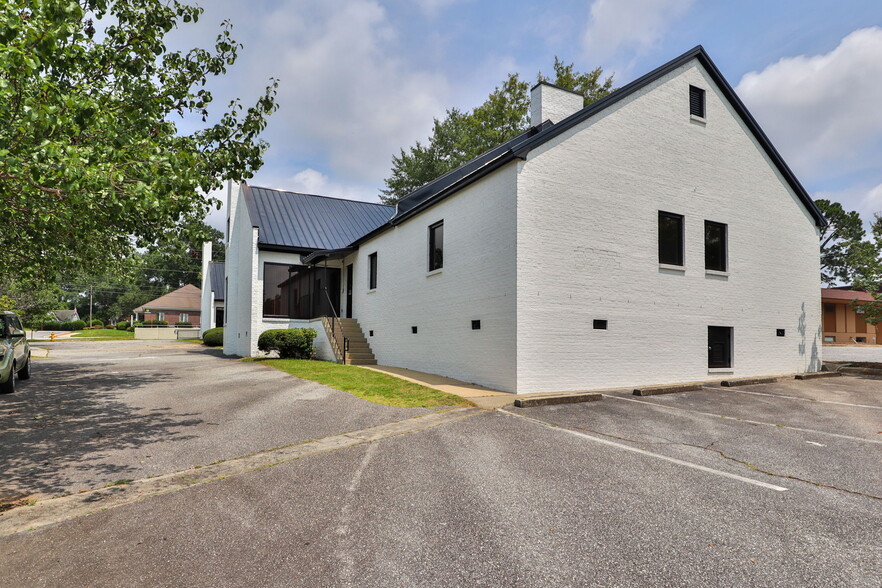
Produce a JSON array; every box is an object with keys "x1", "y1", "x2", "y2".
[
  {"x1": 133, "y1": 284, "x2": 202, "y2": 327},
  {"x1": 821, "y1": 288, "x2": 880, "y2": 345}
]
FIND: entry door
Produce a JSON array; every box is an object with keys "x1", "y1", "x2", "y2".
[
  {"x1": 708, "y1": 326, "x2": 732, "y2": 369},
  {"x1": 345, "y1": 264, "x2": 353, "y2": 319}
]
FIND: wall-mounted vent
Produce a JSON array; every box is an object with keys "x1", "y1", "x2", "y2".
[
  {"x1": 411, "y1": 326, "x2": 418, "y2": 334},
  {"x1": 471, "y1": 320, "x2": 481, "y2": 330},
  {"x1": 593, "y1": 320, "x2": 608, "y2": 330},
  {"x1": 689, "y1": 85, "x2": 705, "y2": 118},
  {"x1": 776, "y1": 329, "x2": 785, "y2": 337},
  {"x1": 369, "y1": 330, "x2": 374, "y2": 337}
]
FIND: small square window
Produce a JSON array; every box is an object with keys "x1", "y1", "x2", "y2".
[
  {"x1": 776, "y1": 329, "x2": 785, "y2": 337},
  {"x1": 824, "y1": 336, "x2": 835, "y2": 343},
  {"x1": 593, "y1": 319, "x2": 608, "y2": 330},
  {"x1": 369, "y1": 330, "x2": 374, "y2": 337},
  {"x1": 689, "y1": 85, "x2": 705, "y2": 118},
  {"x1": 411, "y1": 326, "x2": 418, "y2": 334},
  {"x1": 856, "y1": 337, "x2": 867, "y2": 343},
  {"x1": 471, "y1": 320, "x2": 481, "y2": 330}
]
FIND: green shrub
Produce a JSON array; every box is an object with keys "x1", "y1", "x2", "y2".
[
  {"x1": 65, "y1": 320, "x2": 86, "y2": 331},
  {"x1": 89, "y1": 319, "x2": 103, "y2": 327},
  {"x1": 257, "y1": 328, "x2": 317, "y2": 359},
  {"x1": 117, "y1": 321, "x2": 130, "y2": 330},
  {"x1": 141, "y1": 319, "x2": 169, "y2": 326},
  {"x1": 43, "y1": 321, "x2": 62, "y2": 331},
  {"x1": 175, "y1": 321, "x2": 192, "y2": 327},
  {"x1": 203, "y1": 327, "x2": 224, "y2": 347}
]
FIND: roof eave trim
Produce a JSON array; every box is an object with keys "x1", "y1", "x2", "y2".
[{"x1": 257, "y1": 244, "x2": 316, "y2": 254}]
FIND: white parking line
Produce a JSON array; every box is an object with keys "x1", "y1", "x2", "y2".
[
  {"x1": 609, "y1": 395, "x2": 882, "y2": 445},
  {"x1": 720, "y1": 388, "x2": 882, "y2": 410},
  {"x1": 498, "y1": 409, "x2": 789, "y2": 492}
]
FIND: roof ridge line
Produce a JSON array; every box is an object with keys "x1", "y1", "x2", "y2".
[{"x1": 248, "y1": 186, "x2": 393, "y2": 208}]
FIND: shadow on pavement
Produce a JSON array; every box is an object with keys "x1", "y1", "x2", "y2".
[{"x1": 0, "y1": 361, "x2": 202, "y2": 496}]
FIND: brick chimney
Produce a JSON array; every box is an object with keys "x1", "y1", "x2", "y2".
[{"x1": 530, "y1": 82, "x2": 584, "y2": 125}]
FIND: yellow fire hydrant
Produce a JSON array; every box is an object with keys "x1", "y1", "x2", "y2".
[{"x1": 50, "y1": 332, "x2": 56, "y2": 342}]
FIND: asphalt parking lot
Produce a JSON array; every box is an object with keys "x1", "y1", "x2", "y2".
[
  {"x1": 0, "y1": 340, "x2": 434, "y2": 498},
  {"x1": 1, "y1": 341, "x2": 879, "y2": 586}
]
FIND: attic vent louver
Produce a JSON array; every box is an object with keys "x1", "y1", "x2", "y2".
[{"x1": 689, "y1": 85, "x2": 705, "y2": 118}]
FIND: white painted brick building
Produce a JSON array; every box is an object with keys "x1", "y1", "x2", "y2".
[{"x1": 221, "y1": 46, "x2": 825, "y2": 394}]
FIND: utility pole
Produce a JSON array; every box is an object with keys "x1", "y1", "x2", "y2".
[{"x1": 89, "y1": 285, "x2": 93, "y2": 328}]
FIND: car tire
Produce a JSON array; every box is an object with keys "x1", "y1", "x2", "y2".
[
  {"x1": 0, "y1": 366, "x2": 15, "y2": 394},
  {"x1": 18, "y1": 355, "x2": 30, "y2": 380}
]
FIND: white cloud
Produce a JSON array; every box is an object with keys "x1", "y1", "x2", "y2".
[
  {"x1": 236, "y1": 0, "x2": 450, "y2": 187},
  {"x1": 411, "y1": 0, "x2": 462, "y2": 18},
  {"x1": 736, "y1": 27, "x2": 882, "y2": 183},
  {"x1": 581, "y1": 0, "x2": 693, "y2": 70}
]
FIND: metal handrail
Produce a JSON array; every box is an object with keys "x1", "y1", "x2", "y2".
[{"x1": 322, "y1": 287, "x2": 348, "y2": 364}]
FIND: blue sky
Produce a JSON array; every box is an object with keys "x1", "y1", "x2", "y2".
[{"x1": 169, "y1": 1, "x2": 882, "y2": 230}]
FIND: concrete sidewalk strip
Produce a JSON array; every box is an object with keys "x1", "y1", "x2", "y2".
[
  {"x1": 0, "y1": 407, "x2": 483, "y2": 537},
  {"x1": 514, "y1": 393, "x2": 602, "y2": 408}
]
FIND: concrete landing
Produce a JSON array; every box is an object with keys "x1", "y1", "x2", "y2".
[{"x1": 361, "y1": 365, "x2": 514, "y2": 409}]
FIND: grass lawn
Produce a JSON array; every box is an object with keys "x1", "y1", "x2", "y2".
[
  {"x1": 71, "y1": 329, "x2": 135, "y2": 339},
  {"x1": 257, "y1": 359, "x2": 473, "y2": 408}
]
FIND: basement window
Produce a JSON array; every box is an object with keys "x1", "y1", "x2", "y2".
[
  {"x1": 689, "y1": 85, "x2": 706, "y2": 118},
  {"x1": 593, "y1": 319, "x2": 608, "y2": 330}
]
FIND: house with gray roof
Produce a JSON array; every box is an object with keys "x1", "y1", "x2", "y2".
[{"x1": 222, "y1": 46, "x2": 825, "y2": 394}]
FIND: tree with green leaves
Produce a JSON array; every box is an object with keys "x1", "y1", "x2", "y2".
[
  {"x1": 815, "y1": 199, "x2": 881, "y2": 286},
  {"x1": 0, "y1": 0, "x2": 277, "y2": 279},
  {"x1": 381, "y1": 58, "x2": 614, "y2": 203}
]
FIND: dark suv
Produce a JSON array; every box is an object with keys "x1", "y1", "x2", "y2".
[{"x1": 1, "y1": 311, "x2": 31, "y2": 393}]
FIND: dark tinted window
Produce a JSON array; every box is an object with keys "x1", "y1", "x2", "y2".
[
  {"x1": 705, "y1": 220, "x2": 727, "y2": 271},
  {"x1": 263, "y1": 263, "x2": 340, "y2": 319},
  {"x1": 689, "y1": 85, "x2": 705, "y2": 117},
  {"x1": 368, "y1": 252, "x2": 378, "y2": 289},
  {"x1": 429, "y1": 221, "x2": 444, "y2": 271},
  {"x1": 658, "y1": 211, "x2": 684, "y2": 266}
]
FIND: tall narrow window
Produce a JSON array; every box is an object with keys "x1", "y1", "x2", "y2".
[
  {"x1": 429, "y1": 220, "x2": 444, "y2": 271},
  {"x1": 368, "y1": 252, "x2": 378, "y2": 290},
  {"x1": 658, "y1": 211, "x2": 684, "y2": 266},
  {"x1": 689, "y1": 85, "x2": 705, "y2": 118},
  {"x1": 704, "y1": 220, "x2": 727, "y2": 271},
  {"x1": 708, "y1": 326, "x2": 733, "y2": 369}
]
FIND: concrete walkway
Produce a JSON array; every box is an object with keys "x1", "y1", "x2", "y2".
[{"x1": 363, "y1": 365, "x2": 515, "y2": 409}]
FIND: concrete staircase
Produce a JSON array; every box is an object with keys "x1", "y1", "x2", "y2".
[{"x1": 324, "y1": 317, "x2": 377, "y2": 365}]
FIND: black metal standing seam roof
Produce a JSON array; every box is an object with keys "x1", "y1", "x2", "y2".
[
  {"x1": 379, "y1": 45, "x2": 827, "y2": 230},
  {"x1": 209, "y1": 262, "x2": 225, "y2": 301},
  {"x1": 243, "y1": 186, "x2": 394, "y2": 250}
]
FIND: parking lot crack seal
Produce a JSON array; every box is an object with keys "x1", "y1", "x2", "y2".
[
  {"x1": 552, "y1": 421, "x2": 880, "y2": 501},
  {"x1": 0, "y1": 407, "x2": 484, "y2": 537}
]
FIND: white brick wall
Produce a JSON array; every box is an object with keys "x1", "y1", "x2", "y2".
[
  {"x1": 353, "y1": 166, "x2": 519, "y2": 392},
  {"x1": 515, "y1": 60, "x2": 822, "y2": 393},
  {"x1": 223, "y1": 184, "x2": 257, "y2": 357},
  {"x1": 222, "y1": 58, "x2": 821, "y2": 395},
  {"x1": 531, "y1": 83, "x2": 583, "y2": 125}
]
